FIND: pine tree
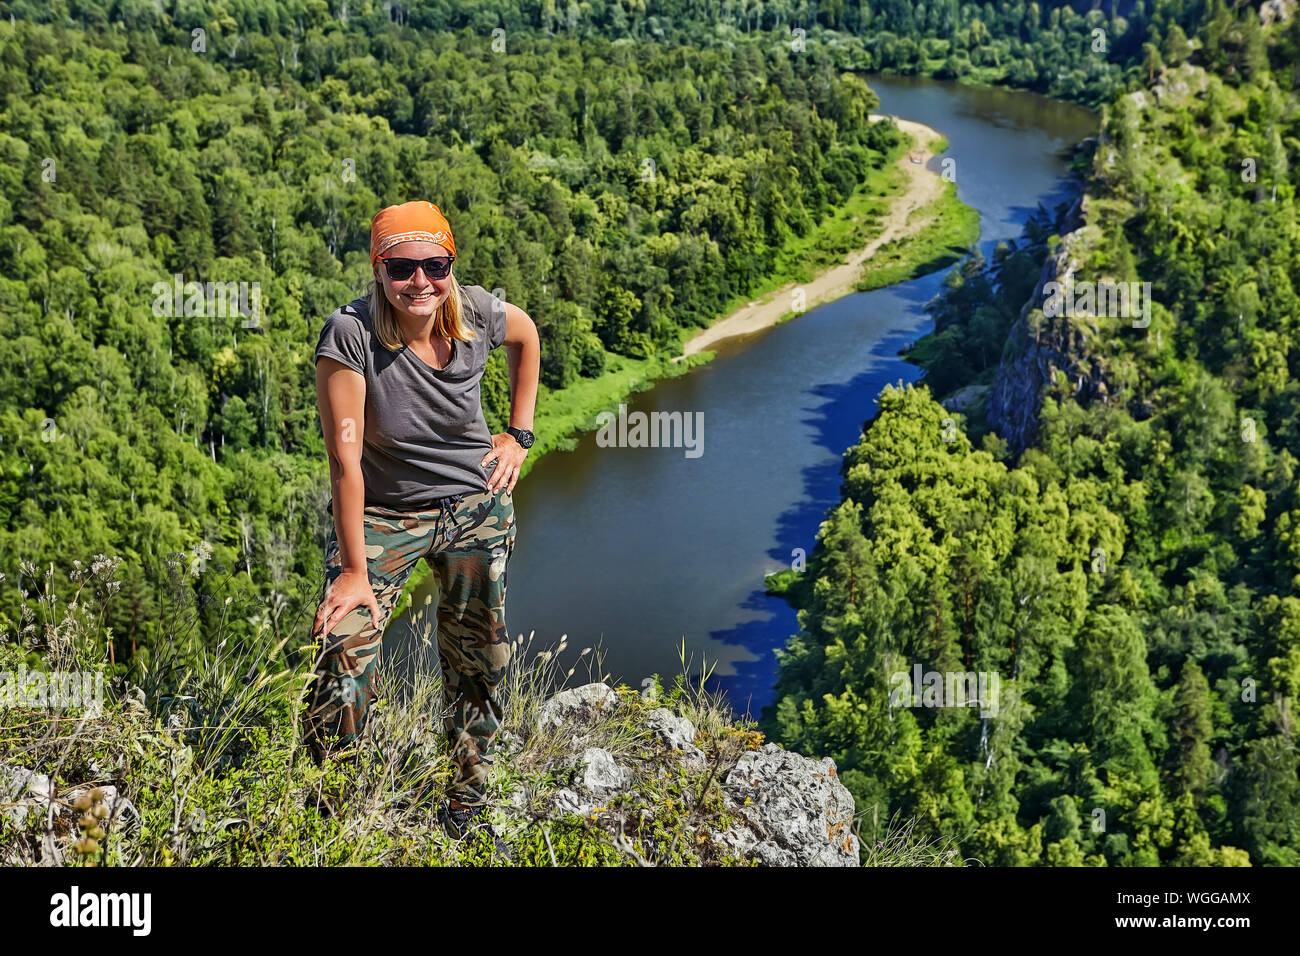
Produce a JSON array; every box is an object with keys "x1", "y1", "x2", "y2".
[
  {"x1": 1162, "y1": 24, "x2": 1192, "y2": 66},
  {"x1": 1166, "y1": 660, "x2": 1214, "y2": 803}
]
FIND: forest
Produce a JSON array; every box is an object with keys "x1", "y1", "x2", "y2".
[
  {"x1": 0, "y1": 3, "x2": 903, "y2": 665},
  {"x1": 2, "y1": 0, "x2": 1295, "y2": 865},
  {"x1": 764, "y1": 0, "x2": 1300, "y2": 865}
]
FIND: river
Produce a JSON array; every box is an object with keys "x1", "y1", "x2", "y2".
[{"x1": 389, "y1": 76, "x2": 1097, "y2": 721}]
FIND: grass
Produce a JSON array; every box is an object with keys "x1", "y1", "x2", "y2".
[
  {"x1": 854, "y1": 177, "x2": 981, "y2": 292},
  {"x1": 0, "y1": 557, "x2": 956, "y2": 866},
  {"x1": 858, "y1": 807, "x2": 974, "y2": 867}
]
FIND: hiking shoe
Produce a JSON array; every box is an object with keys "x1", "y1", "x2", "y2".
[{"x1": 438, "y1": 800, "x2": 513, "y2": 862}]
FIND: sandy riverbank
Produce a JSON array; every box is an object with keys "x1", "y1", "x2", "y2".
[{"x1": 674, "y1": 115, "x2": 946, "y2": 360}]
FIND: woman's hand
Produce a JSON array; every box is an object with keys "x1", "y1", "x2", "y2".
[
  {"x1": 483, "y1": 432, "x2": 528, "y2": 494},
  {"x1": 312, "y1": 569, "x2": 382, "y2": 639}
]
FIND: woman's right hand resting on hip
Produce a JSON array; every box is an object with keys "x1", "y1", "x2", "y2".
[{"x1": 313, "y1": 569, "x2": 383, "y2": 638}]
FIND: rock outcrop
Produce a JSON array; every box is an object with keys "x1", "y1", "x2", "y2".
[
  {"x1": 710, "y1": 744, "x2": 859, "y2": 866},
  {"x1": 521, "y1": 681, "x2": 861, "y2": 866},
  {"x1": 987, "y1": 193, "x2": 1118, "y2": 456},
  {"x1": 1, "y1": 763, "x2": 140, "y2": 866}
]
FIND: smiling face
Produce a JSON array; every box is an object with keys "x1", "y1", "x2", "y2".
[{"x1": 373, "y1": 238, "x2": 453, "y2": 323}]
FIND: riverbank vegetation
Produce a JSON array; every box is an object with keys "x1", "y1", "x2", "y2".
[
  {"x1": 698, "y1": 122, "x2": 913, "y2": 322},
  {"x1": 854, "y1": 171, "x2": 982, "y2": 291}
]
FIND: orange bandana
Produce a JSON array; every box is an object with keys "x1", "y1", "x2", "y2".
[{"x1": 369, "y1": 201, "x2": 456, "y2": 262}]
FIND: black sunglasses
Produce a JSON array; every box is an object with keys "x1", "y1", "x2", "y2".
[{"x1": 380, "y1": 255, "x2": 455, "y2": 281}]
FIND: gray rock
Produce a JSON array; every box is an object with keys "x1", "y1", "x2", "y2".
[
  {"x1": 647, "y1": 708, "x2": 707, "y2": 770},
  {"x1": 573, "y1": 747, "x2": 628, "y2": 795},
  {"x1": 1, "y1": 764, "x2": 52, "y2": 827},
  {"x1": 0, "y1": 765, "x2": 113, "y2": 866},
  {"x1": 710, "y1": 821, "x2": 797, "y2": 867},
  {"x1": 714, "y1": 743, "x2": 859, "y2": 867},
  {"x1": 1260, "y1": 0, "x2": 1293, "y2": 26},
  {"x1": 646, "y1": 708, "x2": 693, "y2": 749},
  {"x1": 529, "y1": 687, "x2": 859, "y2": 866},
  {"x1": 544, "y1": 747, "x2": 629, "y2": 800},
  {"x1": 939, "y1": 384, "x2": 991, "y2": 414},
  {"x1": 552, "y1": 787, "x2": 600, "y2": 817},
  {"x1": 496, "y1": 729, "x2": 524, "y2": 758},
  {"x1": 535, "y1": 682, "x2": 617, "y2": 734},
  {"x1": 3, "y1": 763, "x2": 142, "y2": 863}
]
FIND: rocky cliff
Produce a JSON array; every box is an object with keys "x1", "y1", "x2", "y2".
[
  {"x1": 986, "y1": 193, "x2": 1119, "y2": 456},
  {"x1": 525, "y1": 682, "x2": 859, "y2": 866}
]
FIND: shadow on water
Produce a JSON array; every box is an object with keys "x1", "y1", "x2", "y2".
[{"x1": 704, "y1": 275, "x2": 947, "y2": 722}]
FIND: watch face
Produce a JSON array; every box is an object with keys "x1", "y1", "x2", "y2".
[{"x1": 518, "y1": 430, "x2": 535, "y2": 448}]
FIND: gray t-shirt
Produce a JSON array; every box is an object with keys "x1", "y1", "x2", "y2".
[{"x1": 314, "y1": 284, "x2": 506, "y2": 507}]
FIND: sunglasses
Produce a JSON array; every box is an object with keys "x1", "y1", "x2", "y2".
[{"x1": 380, "y1": 255, "x2": 455, "y2": 281}]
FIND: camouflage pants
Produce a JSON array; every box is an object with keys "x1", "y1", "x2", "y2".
[{"x1": 303, "y1": 487, "x2": 517, "y2": 808}]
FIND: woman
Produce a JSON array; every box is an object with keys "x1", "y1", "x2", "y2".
[{"x1": 305, "y1": 200, "x2": 540, "y2": 848}]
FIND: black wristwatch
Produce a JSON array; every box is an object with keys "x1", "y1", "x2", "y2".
[{"x1": 506, "y1": 426, "x2": 535, "y2": 449}]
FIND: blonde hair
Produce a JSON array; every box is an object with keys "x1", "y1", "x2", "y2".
[{"x1": 364, "y1": 270, "x2": 478, "y2": 352}]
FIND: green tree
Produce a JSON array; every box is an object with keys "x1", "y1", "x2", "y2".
[{"x1": 1166, "y1": 660, "x2": 1214, "y2": 803}]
